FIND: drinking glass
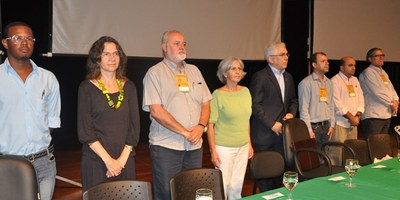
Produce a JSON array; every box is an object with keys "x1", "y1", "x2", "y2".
[
  {"x1": 397, "y1": 150, "x2": 400, "y2": 173},
  {"x1": 282, "y1": 171, "x2": 298, "y2": 200},
  {"x1": 195, "y1": 188, "x2": 213, "y2": 200},
  {"x1": 345, "y1": 159, "x2": 359, "y2": 188},
  {"x1": 397, "y1": 150, "x2": 400, "y2": 161}
]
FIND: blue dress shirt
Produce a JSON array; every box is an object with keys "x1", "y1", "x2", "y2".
[{"x1": 0, "y1": 58, "x2": 61, "y2": 155}]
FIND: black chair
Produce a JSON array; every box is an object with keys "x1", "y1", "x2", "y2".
[
  {"x1": 0, "y1": 155, "x2": 40, "y2": 200},
  {"x1": 344, "y1": 139, "x2": 371, "y2": 166},
  {"x1": 282, "y1": 118, "x2": 312, "y2": 170},
  {"x1": 321, "y1": 141, "x2": 355, "y2": 173},
  {"x1": 169, "y1": 168, "x2": 224, "y2": 200},
  {"x1": 249, "y1": 151, "x2": 285, "y2": 194},
  {"x1": 367, "y1": 134, "x2": 393, "y2": 161},
  {"x1": 82, "y1": 180, "x2": 153, "y2": 200},
  {"x1": 394, "y1": 125, "x2": 400, "y2": 148},
  {"x1": 294, "y1": 148, "x2": 332, "y2": 180}
]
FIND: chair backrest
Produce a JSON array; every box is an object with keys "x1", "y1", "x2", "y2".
[
  {"x1": 321, "y1": 141, "x2": 355, "y2": 167},
  {"x1": 250, "y1": 151, "x2": 285, "y2": 179},
  {"x1": 250, "y1": 151, "x2": 285, "y2": 194},
  {"x1": 294, "y1": 148, "x2": 332, "y2": 180},
  {"x1": 0, "y1": 155, "x2": 40, "y2": 200},
  {"x1": 293, "y1": 139, "x2": 320, "y2": 171},
  {"x1": 169, "y1": 168, "x2": 224, "y2": 200},
  {"x1": 282, "y1": 118, "x2": 311, "y2": 169},
  {"x1": 367, "y1": 134, "x2": 393, "y2": 161},
  {"x1": 394, "y1": 125, "x2": 400, "y2": 148},
  {"x1": 344, "y1": 139, "x2": 371, "y2": 166},
  {"x1": 82, "y1": 180, "x2": 152, "y2": 200}
]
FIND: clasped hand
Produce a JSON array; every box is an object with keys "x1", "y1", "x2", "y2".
[
  {"x1": 391, "y1": 100, "x2": 399, "y2": 116},
  {"x1": 185, "y1": 125, "x2": 203, "y2": 144},
  {"x1": 105, "y1": 158, "x2": 124, "y2": 178}
]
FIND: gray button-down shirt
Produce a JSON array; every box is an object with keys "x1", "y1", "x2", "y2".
[
  {"x1": 298, "y1": 72, "x2": 335, "y2": 133},
  {"x1": 359, "y1": 65, "x2": 399, "y2": 119},
  {"x1": 142, "y1": 59, "x2": 212, "y2": 151}
]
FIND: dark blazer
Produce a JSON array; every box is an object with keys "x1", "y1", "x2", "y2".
[{"x1": 250, "y1": 65, "x2": 298, "y2": 153}]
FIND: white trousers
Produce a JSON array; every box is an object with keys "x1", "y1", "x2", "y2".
[{"x1": 216, "y1": 143, "x2": 249, "y2": 200}]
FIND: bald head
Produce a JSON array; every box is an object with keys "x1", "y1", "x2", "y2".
[{"x1": 339, "y1": 56, "x2": 356, "y2": 78}]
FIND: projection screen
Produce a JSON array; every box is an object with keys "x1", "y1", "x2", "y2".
[
  {"x1": 313, "y1": 0, "x2": 400, "y2": 62},
  {"x1": 52, "y1": 0, "x2": 281, "y2": 60}
]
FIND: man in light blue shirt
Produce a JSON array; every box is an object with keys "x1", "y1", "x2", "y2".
[
  {"x1": 359, "y1": 48, "x2": 398, "y2": 138},
  {"x1": 0, "y1": 21, "x2": 61, "y2": 200},
  {"x1": 298, "y1": 52, "x2": 335, "y2": 148}
]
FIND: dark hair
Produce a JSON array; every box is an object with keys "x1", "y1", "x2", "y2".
[
  {"x1": 366, "y1": 48, "x2": 382, "y2": 62},
  {"x1": 2, "y1": 21, "x2": 32, "y2": 39},
  {"x1": 339, "y1": 58, "x2": 346, "y2": 67},
  {"x1": 86, "y1": 36, "x2": 127, "y2": 80},
  {"x1": 310, "y1": 52, "x2": 327, "y2": 64}
]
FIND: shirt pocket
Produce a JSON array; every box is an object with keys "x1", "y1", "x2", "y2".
[
  {"x1": 189, "y1": 81, "x2": 204, "y2": 104},
  {"x1": 30, "y1": 89, "x2": 47, "y2": 122}
]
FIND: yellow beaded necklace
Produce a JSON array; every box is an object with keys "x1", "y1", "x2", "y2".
[{"x1": 98, "y1": 79, "x2": 124, "y2": 110}]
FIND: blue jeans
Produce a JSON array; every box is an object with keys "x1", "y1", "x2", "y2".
[
  {"x1": 150, "y1": 145, "x2": 202, "y2": 200},
  {"x1": 31, "y1": 153, "x2": 57, "y2": 200},
  {"x1": 311, "y1": 121, "x2": 330, "y2": 148}
]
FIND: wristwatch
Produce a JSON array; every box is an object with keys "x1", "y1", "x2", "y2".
[{"x1": 198, "y1": 123, "x2": 208, "y2": 132}]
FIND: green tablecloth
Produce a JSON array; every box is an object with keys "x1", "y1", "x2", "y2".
[{"x1": 241, "y1": 158, "x2": 400, "y2": 200}]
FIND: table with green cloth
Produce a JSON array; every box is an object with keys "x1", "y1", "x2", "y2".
[{"x1": 241, "y1": 158, "x2": 400, "y2": 200}]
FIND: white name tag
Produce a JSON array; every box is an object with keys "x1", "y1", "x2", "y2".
[
  {"x1": 262, "y1": 192, "x2": 284, "y2": 200},
  {"x1": 328, "y1": 176, "x2": 346, "y2": 181}
]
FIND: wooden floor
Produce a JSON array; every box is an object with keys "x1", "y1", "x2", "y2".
[{"x1": 52, "y1": 142, "x2": 256, "y2": 199}]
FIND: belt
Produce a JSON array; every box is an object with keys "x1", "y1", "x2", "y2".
[
  {"x1": 24, "y1": 145, "x2": 54, "y2": 162},
  {"x1": 311, "y1": 120, "x2": 329, "y2": 126}
]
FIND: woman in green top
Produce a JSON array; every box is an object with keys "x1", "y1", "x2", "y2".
[{"x1": 207, "y1": 56, "x2": 253, "y2": 200}]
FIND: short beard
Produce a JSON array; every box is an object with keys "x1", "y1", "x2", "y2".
[
  {"x1": 176, "y1": 53, "x2": 186, "y2": 61},
  {"x1": 169, "y1": 53, "x2": 186, "y2": 63}
]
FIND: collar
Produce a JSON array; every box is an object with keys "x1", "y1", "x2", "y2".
[
  {"x1": 163, "y1": 58, "x2": 187, "y2": 72},
  {"x1": 369, "y1": 64, "x2": 383, "y2": 72},
  {"x1": 5, "y1": 58, "x2": 38, "y2": 76},
  {"x1": 269, "y1": 64, "x2": 285, "y2": 75},
  {"x1": 338, "y1": 71, "x2": 353, "y2": 81},
  {"x1": 311, "y1": 72, "x2": 327, "y2": 82}
]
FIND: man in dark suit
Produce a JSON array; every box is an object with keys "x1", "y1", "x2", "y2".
[{"x1": 250, "y1": 42, "x2": 298, "y2": 192}]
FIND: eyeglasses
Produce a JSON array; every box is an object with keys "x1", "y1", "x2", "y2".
[
  {"x1": 5, "y1": 35, "x2": 36, "y2": 44},
  {"x1": 371, "y1": 54, "x2": 385, "y2": 58},
  {"x1": 101, "y1": 51, "x2": 120, "y2": 58},
  {"x1": 270, "y1": 53, "x2": 290, "y2": 57}
]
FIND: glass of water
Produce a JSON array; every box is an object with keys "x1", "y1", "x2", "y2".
[
  {"x1": 397, "y1": 150, "x2": 400, "y2": 173},
  {"x1": 283, "y1": 171, "x2": 298, "y2": 200},
  {"x1": 195, "y1": 188, "x2": 213, "y2": 200},
  {"x1": 397, "y1": 150, "x2": 400, "y2": 161},
  {"x1": 345, "y1": 159, "x2": 359, "y2": 188}
]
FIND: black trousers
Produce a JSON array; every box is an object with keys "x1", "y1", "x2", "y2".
[{"x1": 362, "y1": 118, "x2": 391, "y2": 139}]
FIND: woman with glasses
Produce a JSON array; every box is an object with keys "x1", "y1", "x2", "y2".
[
  {"x1": 206, "y1": 56, "x2": 253, "y2": 200},
  {"x1": 77, "y1": 36, "x2": 140, "y2": 191}
]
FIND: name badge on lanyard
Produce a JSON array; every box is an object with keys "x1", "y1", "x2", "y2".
[
  {"x1": 380, "y1": 74, "x2": 389, "y2": 85},
  {"x1": 176, "y1": 74, "x2": 190, "y2": 92},
  {"x1": 347, "y1": 85, "x2": 356, "y2": 97},
  {"x1": 320, "y1": 87, "x2": 327, "y2": 102}
]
